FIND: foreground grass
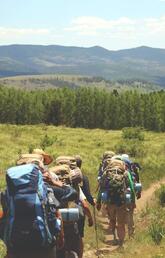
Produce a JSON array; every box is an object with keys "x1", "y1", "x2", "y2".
[{"x1": 0, "y1": 124, "x2": 165, "y2": 257}]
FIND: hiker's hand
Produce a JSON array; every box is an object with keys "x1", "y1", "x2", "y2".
[
  {"x1": 96, "y1": 202, "x2": 101, "y2": 211},
  {"x1": 136, "y1": 192, "x2": 141, "y2": 199},
  {"x1": 88, "y1": 217, "x2": 93, "y2": 227},
  {"x1": 92, "y1": 198, "x2": 97, "y2": 206},
  {"x1": 43, "y1": 171, "x2": 52, "y2": 182}
]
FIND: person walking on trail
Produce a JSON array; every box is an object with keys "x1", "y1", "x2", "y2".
[
  {"x1": 97, "y1": 156, "x2": 130, "y2": 247},
  {"x1": 3, "y1": 156, "x2": 59, "y2": 258},
  {"x1": 75, "y1": 155, "x2": 96, "y2": 206},
  {"x1": 50, "y1": 154, "x2": 93, "y2": 258},
  {"x1": 31, "y1": 149, "x2": 78, "y2": 203},
  {"x1": 75, "y1": 155, "x2": 94, "y2": 258},
  {"x1": 111, "y1": 153, "x2": 142, "y2": 239},
  {"x1": 121, "y1": 154, "x2": 142, "y2": 238},
  {"x1": 96, "y1": 151, "x2": 115, "y2": 212}
]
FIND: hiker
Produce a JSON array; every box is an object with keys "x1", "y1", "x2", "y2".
[
  {"x1": 121, "y1": 154, "x2": 141, "y2": 185},
  {"x1": 75, "y1": 155, "x2": 95, "y2": 206},
  {"x1": 3, "y1": 153, "x2": 81, "y2": 258},
  {"x1": 112, "y1": 153, "x2": 142, "y2": 238},
  {"x1": 3, "y1": 158, "x2": 60, "y2": 258},
  {"x1": 78, "y1": 186, "x2": 94, "y2": 258},
  {"x1": 97, "y1": 156, "x2": 130, "y2": 246},
  {"x1": 74, "y1": 155, "x2": 94, "y2": 258},
  {"x1": 131, "y1": 162, "x2": 141, "y2": 184},
  {"x1": 50, "y1": 155, "x2": 93, "y2": 258},
  {"x1": 121, "y1": 154, "x2": 142, "y2": 238},
  {"x1": 17, "y1": 152, "x2": 77, "y2": 202},
  {"x1": 31, "y1": 149, "x2": 79, "y2": 202},
  {"x1": 96, "y1": 151, "x2": 115, "y2": 211}
]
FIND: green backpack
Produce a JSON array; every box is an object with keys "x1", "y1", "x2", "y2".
[{"x1": 101, "y1": 159, "x2": 127, "y2": 205}]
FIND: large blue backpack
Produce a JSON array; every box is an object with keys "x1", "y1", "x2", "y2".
[{"x1": 4, "y1": 163, "x2": 59, "y2": 251}]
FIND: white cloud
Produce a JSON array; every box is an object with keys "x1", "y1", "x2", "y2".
[
  {"x1": 0, "y1": 27, "x2": 51, "y2": 44},
  {"x1": 65, "y1": 16, "x2": 135, "y2": 36},
  {"x1": 145, "y1": 17, "x2": 165, "y2": 34},
  {"x1": 0, "y1": 27, "x2": 50, "y2": 36},
  {"x1": 65, "y1": 16, "x2": 165, "y2": 37},
  {"x1": 0, "y1": 27, "x2": 64, "y2": 45},
  {"x1": 64, "y1": 15, "x2": 165, "y2": 48}
]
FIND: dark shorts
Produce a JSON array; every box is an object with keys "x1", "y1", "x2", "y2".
[
  {"x1": 78, "y1": 216, "x2": 85, "y2": 238},
  {"x1": 5, "y1": 246, "x2": 57, "y2": 258}
]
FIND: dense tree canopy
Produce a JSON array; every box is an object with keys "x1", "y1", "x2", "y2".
[{"x1": 0, "y1": 85, "x2": 165, "y2": 131}]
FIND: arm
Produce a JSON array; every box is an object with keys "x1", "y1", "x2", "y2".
[
  {"x1": 43, "y1": 171, "x2": 64, "y2": 187},
  {"x1": 79, "y1": 187, "x2": 93, "y2": 226},
  {"x1": 81, "y1": 175, "x2": 95, "y2": 206}
]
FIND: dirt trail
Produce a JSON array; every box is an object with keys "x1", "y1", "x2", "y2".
[
  {"x1": 83, "y1": 179, "x2": 165, "y2": 258},
  {"x1": 136, "y1": 179, "x2": 165, "y2": 211}
]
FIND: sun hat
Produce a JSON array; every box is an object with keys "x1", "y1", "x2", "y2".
[
  {"x1": 32, "y1": 149, "x2": 53, "y2": 165},
  {"x1": 16, "y1": 153, "x2": 44, "y2": 166},
  {"x1": 103, "y1": 151, "x2": 115, "y2": 160}
]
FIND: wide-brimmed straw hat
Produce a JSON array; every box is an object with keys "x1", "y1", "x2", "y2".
[
  {"x1": 32, "y1": 149, "x2": 53, "y2": 165},
  {"x1": 103, "y1": 151, "x2": 115, "y2": 160},
  {"x1": 16, "y1": 153, "x2": 44, "y2": 166}
]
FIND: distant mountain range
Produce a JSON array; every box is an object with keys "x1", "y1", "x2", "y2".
[{"x1": 0, "y1": 44, "x2": 165, "y2": 86}]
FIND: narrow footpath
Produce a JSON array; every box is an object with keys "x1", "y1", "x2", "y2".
[{"x1": 83, "y1": 179, "x2": 165, "y2": 258}]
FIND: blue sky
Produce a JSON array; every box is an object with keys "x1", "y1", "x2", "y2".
[{"x1": 0, "y1": 0, "x2": 165, "y2": 50}]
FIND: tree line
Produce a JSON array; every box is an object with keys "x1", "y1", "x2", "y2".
[{"x1": 0, "y1": 85, "x2": 165, "y2": 131}]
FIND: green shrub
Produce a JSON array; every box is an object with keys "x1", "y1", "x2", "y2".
[
  {"x1": 122, "y1": 127, "x2": 144, "y2": 141},
  {"x1": 40, "y1": 134, "x2": 57, "y2": 150},
  {"x1": 115, "y1": 140, "x2": 144, "y2": 157},
  {"x1": 157, "y1": 185, "x2": 165, "y2": 206},
  {"x1": 149, "y1": 223, "x2": 165, "y2": 245}
]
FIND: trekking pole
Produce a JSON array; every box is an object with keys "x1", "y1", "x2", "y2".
[{"x1": 93, "y1": 205, "x2": 100, "y2": 258}]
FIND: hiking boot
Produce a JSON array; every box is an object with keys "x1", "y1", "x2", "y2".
[
  {"x1": 112, "y1": 230, "x2": 118, "y2": 245},
  {"x1": 112, "y1": 239, "x2": 118, "y2": 246},
  {"x1": 118, "y1": 239, "x2": 124, "y2": 247}
]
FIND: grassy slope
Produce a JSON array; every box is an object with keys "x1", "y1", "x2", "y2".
[
  {"x1": 0, "y1": 125, "x2": 165, "y2": 257},
  {"x1": 0, "y1": 74, "x2": 162, "y2": 92}
]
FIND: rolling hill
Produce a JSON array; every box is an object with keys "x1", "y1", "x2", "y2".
[
  {"x1": 0, "y1": 74, "x2": 162, "y2": 92},
  {"x1": 0, "y1": 44, "x2": 165, "y2": 86}
]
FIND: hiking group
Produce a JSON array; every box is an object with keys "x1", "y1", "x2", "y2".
[{"x1": 0, "y1": 148, "x2": 142, "y2": 258}]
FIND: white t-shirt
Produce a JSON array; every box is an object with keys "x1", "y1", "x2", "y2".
[{"x1": 79, "y1": 186, "x2": 86, "y2": 201}]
